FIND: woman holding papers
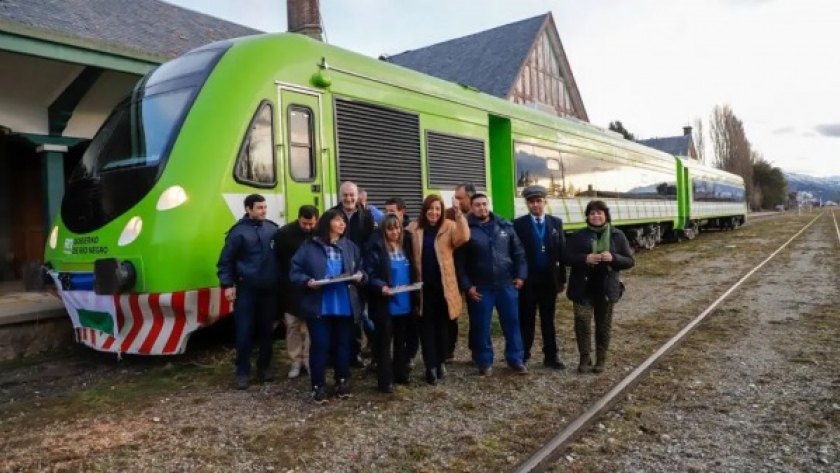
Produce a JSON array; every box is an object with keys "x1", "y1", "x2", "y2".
[
  {"x1": 290, "y1": 209, "x2": 367, "y2": 404},
  {"x1": 365, "y1": 213, "x2": 420, "y2": 393}
]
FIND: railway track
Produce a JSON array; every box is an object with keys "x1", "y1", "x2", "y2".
[{"x1": 514, "y1": 210, "x2": 830, "y2": 472}]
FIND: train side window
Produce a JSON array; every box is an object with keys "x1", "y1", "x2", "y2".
[
  {"x1": 288, "y1": 106, "x2": 315, "y2": 181},
  {"x1": 234, "y1": 101, "x2": 276, "y2": 188}
]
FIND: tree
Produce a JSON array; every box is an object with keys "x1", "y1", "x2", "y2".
[
  {"x1": 709, "y1": 104, "x2": 757, "y2": 208},
  {"x1": 752, "y1": 159, "x2": 787, "y2": 209},
  {"x1": 608, "y1": 121, "x2": 635, "y2": 140},
  {"x1": 692, "y1": 117, "x2": 706, "y2": 164}
]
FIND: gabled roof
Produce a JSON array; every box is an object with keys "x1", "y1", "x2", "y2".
[
  {"x1": 383, "y1": 14, "x2": 547, "y2": 98},
  {"x1": 0, "y1": 0, "x2": 261, "y2": 61},
  {"x1": 637, "y1": 136, "x2": 693, "y2": 157}
]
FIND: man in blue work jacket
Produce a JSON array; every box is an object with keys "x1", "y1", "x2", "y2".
[
  {"x1": 457, "y1": 193, "x2": 528, "y2": 376},
  {"x1": 217, "y1": 193, "x2": 280, "y2": 390}
]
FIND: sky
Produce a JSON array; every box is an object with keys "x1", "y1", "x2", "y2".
[{"x1": 166, "y1": 0, "x2": 840, "y2": 177}]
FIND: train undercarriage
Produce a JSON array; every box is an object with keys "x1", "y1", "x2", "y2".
[{"x1": 618, "y1": 215, "x2": 746, "y2": 250}]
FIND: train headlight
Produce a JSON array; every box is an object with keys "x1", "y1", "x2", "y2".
[
  {"x1": 118, "y1": 216, "x2": 143, "y2": 246},
  {"x1": 156, "y1": 185, "x2": 188, "y2": 211},
  {"x1": 49, "y1": 226, "x2": 58, "y2": 249}
]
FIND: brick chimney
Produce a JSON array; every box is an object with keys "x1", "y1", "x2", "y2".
[
  {"x1": 287, "y1": 0, "x2": 323, "y2": 41},
  {"x1": 683, "y1": 125, "x2": 693, "y2": 136}
]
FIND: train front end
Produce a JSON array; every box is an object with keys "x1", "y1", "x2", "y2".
[{"x1": 43, "y1": 43, "x2": 237, "y2": 355}]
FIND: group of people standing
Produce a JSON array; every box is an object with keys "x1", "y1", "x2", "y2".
[{"x1": 216, "y1": 181, "x2": 634, "y2": 403}]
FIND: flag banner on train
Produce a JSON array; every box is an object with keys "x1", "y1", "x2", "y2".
[{"x1": 49, "y1": 272, "x2": 118, "y2": 335}]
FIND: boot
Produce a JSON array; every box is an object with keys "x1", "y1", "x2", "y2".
[
  {"x1": 425, "y1": 368, "x2": 438, "y2": 386},
  {"x1": 593, "y1": 303, "x2": 613, "y2": 374},
  {"x1": 593, "y1": 349, "x2": 607, "y2": 373},
  {"x1": 574, "y1": 305, "x2": 593, "y2": 374}
]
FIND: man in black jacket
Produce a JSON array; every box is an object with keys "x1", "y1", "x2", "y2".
[
  {"x1": 274, "y1": 205, "x2": 318, "y2": 378},
  {"x1": 513, "y1": 185, "x2": 567, "y2": 369},
  {"x1": 332, "y1": 181, "x2": 375, "y2": 249},
  {"x1": 217, "y1": 194, "x2": 280, "y2": 390}
]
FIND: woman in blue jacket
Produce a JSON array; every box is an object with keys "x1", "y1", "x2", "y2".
[
  {"x1": 564, "y1": 201, "x2": 634, "y2": 374},
  {"x1": 290, "y1": 209, "x2": 366, "y2": 404},
  {"x1": 365, "y1": 213, "x2": 419, "y2": 393}
]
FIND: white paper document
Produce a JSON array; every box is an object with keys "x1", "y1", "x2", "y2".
[
  {"x1": 313, "y1": 274, "x2": 358, "y2": 286},
  {"x1": 389, "y1": 282, "x2": 424, "y2": 294}
]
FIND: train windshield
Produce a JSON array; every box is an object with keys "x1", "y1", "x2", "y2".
[
  {"x1": 61, "y1": 44, "x2": 230, "y2": 234},
  {"x1": 70, "y1": 46, "x2": 228, "y2": 182},
  {"x1": 70, "y1": 88, "x2": 194, "y2": 181}
]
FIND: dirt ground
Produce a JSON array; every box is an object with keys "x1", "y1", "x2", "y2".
[
  {"x1": 1, "y1": 212, "x2": 833, "y2": 472},
  {"x1": 557, "y1": 211, "x2": 840, "y2": 472}
]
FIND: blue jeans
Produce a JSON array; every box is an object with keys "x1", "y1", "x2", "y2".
[
  {"x1": 467, "y1": 283, "x2": 525, "y2": 368},
  {"x1": 308, "y1": 316, "x2": 354, "y2": 387},
  {"x1": 234, "y1": 285, "x2": 276, "y2": 376}
]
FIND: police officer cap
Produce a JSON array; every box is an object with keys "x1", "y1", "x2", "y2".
[{"x1": 523, "y1": 185, "x2": 547, "y2": 200}]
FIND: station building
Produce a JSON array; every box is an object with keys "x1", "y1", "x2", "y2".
[{"x1": 0, "y1": 0, "x2": 257, "y2": 282}]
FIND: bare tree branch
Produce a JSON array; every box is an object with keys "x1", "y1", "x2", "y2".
[{"x1": 692, "y1": 117, "x2": 705, "y2": 164}]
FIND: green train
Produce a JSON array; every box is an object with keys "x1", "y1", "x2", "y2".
[{"x1": 43, "y1": 33, "x2": 747, "y2": 355}]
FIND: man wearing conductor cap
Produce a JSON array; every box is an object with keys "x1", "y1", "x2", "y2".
[{"x1": 513, "y1": 185, "x2": 567, "y2": 369}]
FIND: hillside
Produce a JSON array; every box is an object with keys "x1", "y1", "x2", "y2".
[{"x1": 784, "y1": 172, "x2": 840, "y2": 202}]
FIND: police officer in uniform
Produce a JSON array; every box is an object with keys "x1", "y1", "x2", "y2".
[{"x1": 513, "y1": 185, "x2": 567, "y2": 369}]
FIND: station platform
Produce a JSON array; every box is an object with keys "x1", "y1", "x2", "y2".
[
  {"x1": 0, "y1": 281, "x2": 71, "y2": 360},
  {"x1": 0, "y1": 281, "x2": 66, "y2": 326}
]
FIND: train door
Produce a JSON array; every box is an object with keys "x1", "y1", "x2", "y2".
[{"x1": 278, "y1": 86, "x2": 325, "y2": 221}]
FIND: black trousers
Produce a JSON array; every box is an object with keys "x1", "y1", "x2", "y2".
[
  {"x1": 374, "y1": 312, "x2": 414, "y2": 388},
  {"x1": 447, "y1": 318, "x2": 458, "y2": 358},
  {"x1": 420, "y1": 286, "x2": 449, "y2": 372},
  {"x1": 518, "y1": 278, "x2": 559, "y2": 362},
  {"x1": 405, "y1": 315, "x2": 420, "y2": 360}
]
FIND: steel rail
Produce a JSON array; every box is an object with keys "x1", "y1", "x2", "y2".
[{"x1": 514, "y1": 211, "x2": 824, "y2": 473}]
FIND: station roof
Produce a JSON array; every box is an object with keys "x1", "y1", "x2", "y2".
[{"x1": 0, "y1": 0, "x2": 261, "y2": 64}]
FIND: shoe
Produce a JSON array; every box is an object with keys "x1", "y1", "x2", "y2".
[
  {"x1": 436, "y1": 364, "x2": 446, "y2": 380},
  {"x1": 425, "y1": 369, "x2": 438, "y2": 386},
  {"x1": 337, "y1": 379, "x2": 351, "y2": 399},
  {"x1": 257, "y1": 369, "x2": 274, "y2": 383},
  {"x1": 288, "y1": 363, "x2": 302, "y2": 379},
  {"x1": 543, "y1": 358, "x2": 566, "y2": 370},
  {"x1": 235, "y1": 375, "x2": 248, "y2": 390},
  {"x1": 478, "y1": 366, "x2": 493, "y2": 377},
  {"x1": 511, "y1": 364, "x2": 529, "y2": 375},
  {"x1": 378, "y1": 384, "x2": 395, "y2": 394},
  {"x1": 312, "y1": 385, "x2": 328, "y2": 404},
  {"x1": 578, "y1": 356, "x2": 593, "y2": 374}
]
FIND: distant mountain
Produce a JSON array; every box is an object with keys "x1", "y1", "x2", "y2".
[{"x1": 784, "y1": 172, "x2": 840, "y2": 201}]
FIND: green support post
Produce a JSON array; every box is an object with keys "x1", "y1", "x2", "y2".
[{"x1": 38, "y1": 144, "x2": 67, "y2": 234}]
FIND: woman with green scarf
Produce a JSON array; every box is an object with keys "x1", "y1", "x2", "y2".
[{"x1": 564, "y1": 200, "x2": 635, "y2": 373}]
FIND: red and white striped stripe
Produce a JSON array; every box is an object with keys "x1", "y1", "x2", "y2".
[{"x1": 75, "y1": 287, "x2": 234, "y2": 355}]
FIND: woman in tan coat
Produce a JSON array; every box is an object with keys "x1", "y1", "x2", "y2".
[{"x1": 407, "y1": 194, "x2": 470, "y2": 385}]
